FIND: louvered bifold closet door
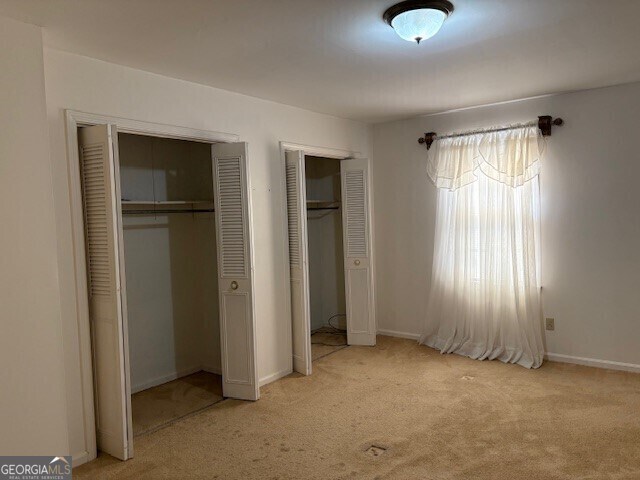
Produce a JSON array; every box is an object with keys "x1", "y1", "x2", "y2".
[
  {"x1": 78, "y1": 124, "x2": 132, "y2": 460},
  {"x1": 211, "y1": 142, "x2": 259, "y2": 400},
  {"x1": 341, "y1": 158, "x2": 376, "y2": 346},
  {"x1": 285, "y1": 150, "x2": 312, "y2": 375}
]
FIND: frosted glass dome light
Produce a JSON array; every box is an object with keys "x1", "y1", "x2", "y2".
[
  {"x1": 391, "y1": 9, "x2": 447, "y2": 43},
  {"x1": 383, "y1": 0, "x2": 454, "y2": 44}
]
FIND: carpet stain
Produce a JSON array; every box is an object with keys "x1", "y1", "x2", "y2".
[{"x1": 364, "y1": 445, "x2": 388, "y2": 457}]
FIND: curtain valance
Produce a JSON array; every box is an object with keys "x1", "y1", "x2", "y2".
[{"x1": 426, "y1": 124, "x2": 545, "y2": 190}]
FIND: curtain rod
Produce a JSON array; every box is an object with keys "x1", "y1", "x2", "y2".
[{"x1": 418, "y1": 115, "x2": 564, "y2": 150}]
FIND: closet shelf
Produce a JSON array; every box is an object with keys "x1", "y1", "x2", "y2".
[
  {"x1": 121, "y1": 200, "x2": 213, "y2": 206},
  {"x1": 121, "y1": 200, "x2": 214, "y2": 215},
  {"x1": 307, "y1": 200, "x2": 341, "y2": 211}
]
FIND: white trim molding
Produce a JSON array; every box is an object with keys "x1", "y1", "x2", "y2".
[
  {"x1": 131, "y1": 366, "x2": 204, "y2": 394},
  {"x1": 378, "y1": 329, "x2": 640, "y2": 374},
  {"x1": 202, "y1": 365, "x2": 223, "y2": 376},
  {"x1": 377, "y1": 329, "x2": 421, "y2": 341},
  {"x1": 67, "y1": 110, "x2": 239, "y2": 144},
  {"x1": 545, "y1": 353, "x2": 640, "y2": 374},
  {"x1": 280, "y1": 141, "x2": 360, "y2": 160},
  {"x1": 259, "y1": 368, "x2": 292, "y2": 387},
  {"x1": 71, "y1": 450, "x2": 91, "y2": 468},
  {"x1": 131, "y1": 365, "x2": 225, "y2": 394}
]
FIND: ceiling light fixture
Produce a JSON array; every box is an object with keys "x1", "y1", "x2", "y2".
[{"x1": 383, "y1": 0, "x2": 454, "y2": 44}]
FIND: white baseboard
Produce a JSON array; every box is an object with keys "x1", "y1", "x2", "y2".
[
  {"x1": 259, "y1": 367, "x2": 292, "y2": 387},
  {"x1": 545, "y1": 353, "x2": 640, "y2": 374},
  {"x1": 136, "y1": 363, "x2": 290, "y2": 395},
  {"x1": 377, "y1": 329, "x2": 421, "y2": 341},
  {"x1": 377, "y1": 330, "x2": 640, "y2": 374},
  {"x1": 201, "y1": 364, "x2": 222, "y2": 375},
  {"x1": 131, "y1": 365, "x2": 204, "y2": 394},
  {"x1": 72, "y1": 450, "x2": 92, "y2": 468}
]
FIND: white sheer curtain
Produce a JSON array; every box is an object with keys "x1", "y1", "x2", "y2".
[{"x1": 420, "y1": 124, "x2": 545, "y2": 368}]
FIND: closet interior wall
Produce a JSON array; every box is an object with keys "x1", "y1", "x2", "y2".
[
  {"x1": 305, "y1": 156, "x2": 346, "y2": 331},
  {"x1": 118, "y1": 133, "x2": 221, "y2": 392}
]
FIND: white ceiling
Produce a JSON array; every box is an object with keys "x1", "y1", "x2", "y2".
[{"x1": 2, "y1": 0, "x2": 640, "y2": 123}]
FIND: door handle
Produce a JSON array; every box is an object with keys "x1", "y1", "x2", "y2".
[
  {"x1": 230, "y1": 281, "x2": 239, "y2": 290},
  {"x1": 354, "y1": 259, "x2": 361, "y2": 266}
]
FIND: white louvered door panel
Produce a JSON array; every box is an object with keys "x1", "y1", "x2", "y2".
[
  {"x1": 341, "y1": 158, "x2": 376, "y2": 346},
  {"x1": 78, "y1": 124, "x2": 132, "y2": 460},
  {"x1": 212, "y1": 142, "x2": 259, "y2": 400},
  {"x1": 285, "y1": 150, "x2": 312, "y2": 375}
]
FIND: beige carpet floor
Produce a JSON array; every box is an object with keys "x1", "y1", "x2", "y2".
[
  {"x1": 311, "y1": 328, "x2": 348, "y2": 361},
  {"x1": 131, "y1": 371, "x2": 223, "y2": 436},
  {"x1": 76, "y1": 336, "x2": 640, "y2": 479}
]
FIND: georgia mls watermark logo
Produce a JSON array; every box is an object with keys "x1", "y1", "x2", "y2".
[{"x1": 0, "y1": 456, "x2": 72, "y2": 480}]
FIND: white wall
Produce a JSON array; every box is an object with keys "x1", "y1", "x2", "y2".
[
  {"x1": 305, "y1": 157, "x2": 346, "y2": 331},
  {"x1": 0, "y1": 17, "x2": 69, "y2": 455},
  {"x1": 118, "y1": 134, "x2": 220, "y2": 392},
  {"x1": 373, "y1": 81, "x2": 640, "y2": 368},
  {"x1": 42, "y1": 48, "x2": 371, "y2": 461}
]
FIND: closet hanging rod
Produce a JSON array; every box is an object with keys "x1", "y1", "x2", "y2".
[
  {"x1": 122, "y1": 208, "x2": 215, "y2": 215},
  {"x1": 417, "y1": 115, "x2": 564, "y2": 150},
  {"x1": 307, "y1": 206, "x2": 340, "y2": 211},
  {"x1": 307, "y1": 200, "x2": 340, "y2": 207}
]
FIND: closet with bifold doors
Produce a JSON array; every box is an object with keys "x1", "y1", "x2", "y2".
[
  {"x1": 119, "y1": 132, "x2": 221, "y2": 439},
  {"x1": 285, "y1": 150, "x2": 376, "y2": 377},
  {"x1": 76, "y1": 124, "x2": 258, "y2": 462}
]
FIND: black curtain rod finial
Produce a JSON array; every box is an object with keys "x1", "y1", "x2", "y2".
[
  {"x1": 538, "y1": 115, "x2": 564, "y2": 136},
  {"x1": 418, "y1": 132, "x2": 438, "y2": 150},
  {"x1": 418, "y1": 116, "x2": 564, "y2": 149}
]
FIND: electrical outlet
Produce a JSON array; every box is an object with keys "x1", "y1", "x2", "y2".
[{"x1": 545, "y1": 317, "x2": 555, "y2": 331}]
